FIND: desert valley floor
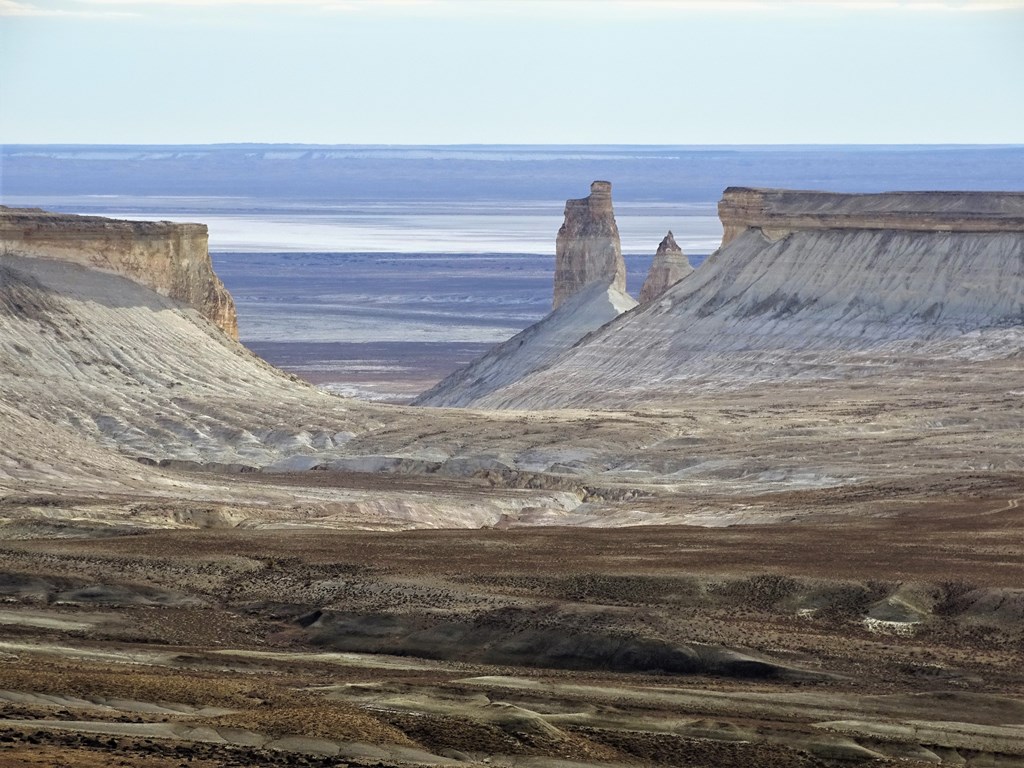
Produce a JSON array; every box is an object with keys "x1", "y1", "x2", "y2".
[{"x1": 1, "y1": 184, "x2": 1023, "y2": 767}]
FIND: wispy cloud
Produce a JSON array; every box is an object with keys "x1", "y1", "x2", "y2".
[
  {"x1": 67, "y1": 0, "x2": 429, "y2": 7},
  {"x1": 9, "y1": 0, "x2": 1022, "y2": 16},
  {"x1": 0, "y1": 0, "x2": 134, "y2": 15},
  {"x1": 73, "y1": 0, "x2": 1024, "y2": 7}
]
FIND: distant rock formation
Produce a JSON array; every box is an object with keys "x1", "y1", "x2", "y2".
[
  {"x1": 418, "y1": 181, "x2": 635, "y2": 407},
  {"x1": 462, "y1": 188, "x2": 1024, "y2": 409},
  {"x1": 553, "y1": 181, "x2": 625, "y2": 309},
  {"x1": 0, "y1": 206, "x2": 238, "y2": 338},
  {"x1": 639, "y1": 231, "x2": 693, "y2": 303}
]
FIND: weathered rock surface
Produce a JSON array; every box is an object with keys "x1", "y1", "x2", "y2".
[
  {"x1": 719, "y1": 187, "x2": 1024, "y2": 246},
  {"x1": 552, "y1": 181, "x2": 625, "y2": 309},
  {"x1": 0, "y1": 249, "x2": 659, "y2": 528},
  {"x1": 414, "y1": 282, "x2": 636, "y2": 407},
  {"x1": 0, "y1": 254, "x2": 351, "y2": 469},
  {"x1": 638, "y1": 231, "x2": 693, "y2": 303},
  {"x1": 469, "y1": 189, "x2": 1024, "y2": 409},
  {"x1": 0, "y1": 206, "x2": 237, "y2": 338}
]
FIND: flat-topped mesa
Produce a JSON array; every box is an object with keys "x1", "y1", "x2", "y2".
[
  {"x1": 553, "y1": 180, "x2": 626, "y2": 309},
  {"x1": 473, "y1": 187, "x2": 1024, "y2": 409},
  {"x1": 639, "y1": 231, "x2": 693, "y2": 303},
  {"x1": 719, "y1": 187, "x2": 1024, "y2": 246},
  {"x1": 0, "y1": 206, "x2": 238, "y2": 338}
]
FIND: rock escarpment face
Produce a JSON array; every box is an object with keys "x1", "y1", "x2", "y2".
[
  {"x1": 0, "y1": 206, "x2": 238, "y2": 338},
  {"x1": 638, "y1": 231, "x2": 693, "y2": 303},
  {"x1": 718, "y1": 187, "x2": 1024, "y2": 246},
  {"x1": 553, "y1": 181, "x2": 625, "y2": 309}
]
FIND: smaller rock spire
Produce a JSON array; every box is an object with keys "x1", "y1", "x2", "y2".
[{"x1": 638, "y1": 231, "x2": 694, "y2": 304}]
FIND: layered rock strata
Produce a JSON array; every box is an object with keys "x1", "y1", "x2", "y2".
[
  {"x1": 0, "y1": 206, "x2": 237, "y2": 338},
  {"x1": 3, "y1": 207, "x2": 1024, "y2": 529},
  {"x1": 0, "y1": 248, "x2": 643, "y2": 498},
  {"x1": 553, "y1": 181, "x2": 625, "y2": 309},
  {"x1": 719, "y1": 187, "x2": 1024, "y2": 246},
  {"x1": 638, "y1": 231, "x2": 693, "y2": 303}
]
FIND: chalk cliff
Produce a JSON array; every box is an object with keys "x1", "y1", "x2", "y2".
[
  {"x1": 462, "y1": 188, "x2": 1024, "y2": 409},
  {"x1": 638, "y1": 231, "x2": 693, "y2": 303},
  {"x1": 553, "y1": 181, "x2": 625, "y2": 309},
  {"x1": 0, "y1": 206, "x2": 238, "y2": 338}
]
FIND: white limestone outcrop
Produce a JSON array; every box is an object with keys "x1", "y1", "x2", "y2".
[{"x1": 0, "y1": 206, "x2": 238, "y2": 338}]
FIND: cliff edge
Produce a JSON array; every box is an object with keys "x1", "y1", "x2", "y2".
[
  {"x1": 719, "y1": 187, "x2": 1024, "y2": 246},
  {"x1": 0, "y1": 206, "x2": 238, "y2": 338}
]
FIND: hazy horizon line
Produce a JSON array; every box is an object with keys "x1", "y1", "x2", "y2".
[{"x1": 6, "y1": 142, "x2": 1024, "y2": 149}]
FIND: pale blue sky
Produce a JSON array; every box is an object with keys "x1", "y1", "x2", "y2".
[{"x1": 1, "y1": 0, "x2": 1022, "y2": 144}]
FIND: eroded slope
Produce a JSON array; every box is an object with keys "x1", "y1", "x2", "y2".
[
  {"x1": 416, "y1": 283, "x2": 636, "y2": 407},
  {"x1": 476, "y1": 226, "x2": 1024, "y2": 409}
]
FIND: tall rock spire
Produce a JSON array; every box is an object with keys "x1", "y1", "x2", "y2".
[
  {"x1": 553, "y1": 181, "x2": 625, "y2": 309},
  {"x1": 639, "y1": 231, "x2": 693, "y2": 303}
]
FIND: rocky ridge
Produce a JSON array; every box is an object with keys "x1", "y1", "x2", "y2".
[
  {"x1": 638, "y1": 231, "x2": 693, "y2": 303},
  {"x1": 0, "y1": 206, "x2": 237, "y2": 338}
]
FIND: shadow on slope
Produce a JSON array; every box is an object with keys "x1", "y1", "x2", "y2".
[{"x1": 295, "y1": 605, "x2": 821, "y2": 680}]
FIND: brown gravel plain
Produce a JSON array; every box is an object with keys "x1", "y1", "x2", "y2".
[{"x1": 1, "y1": 472, "x2": 1022, "y2": 767}]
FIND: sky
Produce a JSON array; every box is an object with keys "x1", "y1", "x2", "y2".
[{"x1": 1, "y1": 0, "x2": 1023, "y2": 145}]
